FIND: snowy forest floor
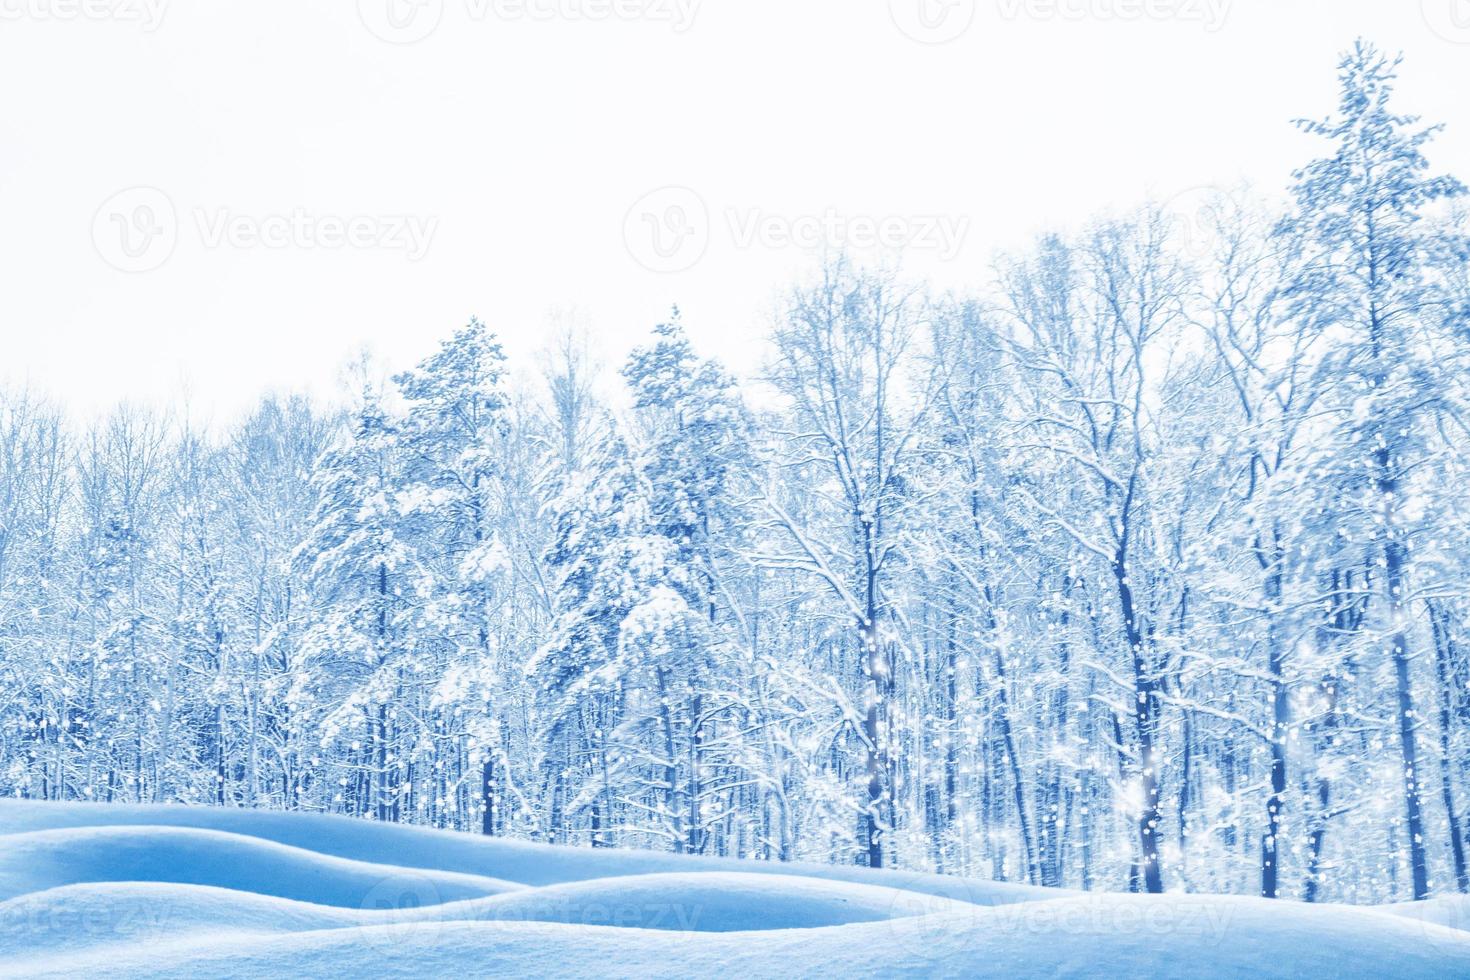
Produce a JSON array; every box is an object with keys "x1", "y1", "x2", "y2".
[{"x1": 1, "y1": 802, "x2": 1468, "y2": 978}]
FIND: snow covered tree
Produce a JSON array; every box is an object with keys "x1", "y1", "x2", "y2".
[
  {"x1": 763, "y1": 260, "x2": 936, "y2": 869},
  {"x1": 392, "y1": 318, "x2": 513, "y2": 833},
  {"x1": 995, "y1": 214, "x2": 1193, "y2": 894},
  {"x1": 1282, "y1": 40, "x2": 1467, "y2": 899},
  {"x1": 527, "y1": 428, "x2": 644, "y2": 844},
  {"x1": 221, "y1": 395, "x2": 332, "y2": 809},
  {"x1": 619, "y1": 311, "x2": 754, "y2": 853},
  {"x1": 296, "y1": 383, "x2": 415, "y2": 822},
  {"x1": 1, "y1": 41, "x2": 1468, "y2": 907}
]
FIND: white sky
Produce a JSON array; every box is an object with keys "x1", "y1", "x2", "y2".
[{"x1": 2, "y1": 0, "x2": 1468, "y2": 425}]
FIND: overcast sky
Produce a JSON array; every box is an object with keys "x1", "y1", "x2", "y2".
[{"x1": 3, "y1": 0, "x2": 1469, "y2": 424}]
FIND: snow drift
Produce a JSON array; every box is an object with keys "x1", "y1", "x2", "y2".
[{"x1": 2, "y1": 801, "x2": 1468, "y2": 978}]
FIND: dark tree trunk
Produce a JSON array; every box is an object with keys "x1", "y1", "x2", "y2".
[
  {"x1": 1378, "y1": 447, "x2": 1429, "y2": 900},
  {"x1": 991, "y1": 643, "x2": 1039, "y2": 885},
  {"x1": 1430, "y1": 602, "x2": 1470, "y2": 893},
  {"x1": 688, "y1": 693, "x2": 704, "y2": 855},
  {"x1": 481, "y1": 757, "x2": 496, "y2": 836},
  {"x1": 859, "y1": 523, "x2": 890, "y2": 869},
  {"x1": 1113, "y1": 537, "x2": 1164, "y2": 894}
]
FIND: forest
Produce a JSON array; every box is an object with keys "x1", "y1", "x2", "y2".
[{"x1": 2, "y1": 42, "x2": 1469, "y2": 906}]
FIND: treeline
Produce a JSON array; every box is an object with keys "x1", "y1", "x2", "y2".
[{"x1": 3, "y1": 42, "x2": 1470, "y2": 902}]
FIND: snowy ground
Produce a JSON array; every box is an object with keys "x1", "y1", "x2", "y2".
[{"x1": 2, "y1": 802, "x2": 1468, "y2": 978}]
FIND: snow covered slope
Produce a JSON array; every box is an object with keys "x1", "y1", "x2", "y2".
[{"x1": 2, "y1": 801, "x2": 1468, "y2": 978}]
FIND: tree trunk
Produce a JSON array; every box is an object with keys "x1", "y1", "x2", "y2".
[
  {"x1": 1114, "y1": 543, "x2": 1164, "y2": 894},
  {"x1": 1379, "y1": 446, "x2": 1429, "y2": 900},
  {"x1": 481, "y1": 757, "x2": 496, "y2": 836},
  {"x1": 991, "y1": 644, "x2": 1039, "y2": 885},
  {"x1": 859, "y1": 521, "x2": 889, "y2": 869},
  {"x1": 1262, "y1": 557, "x2": 1288, "y2": 899},
  {"x1": 1430, "y1": 602, "x2": 1469, "y2": 893}
]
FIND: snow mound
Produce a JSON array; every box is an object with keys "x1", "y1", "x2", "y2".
[
  {"x1": 3, "y1": 800, "x2": 1469, "y2": 978},
  {"x1": 0, "y1": 869, "x2": 972, "y2": 963},
  {"x1": 457, "y1": 871, "x2": 979, "y2": 931},
  {"x1": 0, "y1": 882, "x2": 363, "y2": 960},
  {"x1": 0, "y1": 799, "x2": 1048, "y2": 902},
  {"x1": 1384, "y1": 894, "x2": 1470, "y2": 933},
  {"x1": 0, "y1": 825, "x2": 518, "y2": 906}
]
